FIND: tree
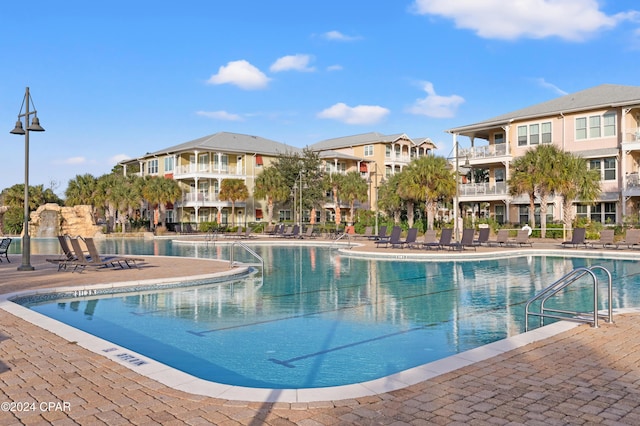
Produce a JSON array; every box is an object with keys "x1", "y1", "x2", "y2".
[
  {"x1": 323, "y1": 172, "x2": 345, "y2": 225},
  {"x1": 508, "y1": 151, "x2": 539, "y2": 229},
  {"x1": 65, "y1": 174, "x2": 98, "y2": 208},
  {"x1": 141, "y1": 176, "x2": 182, "y2": 229},
  {"x1": 556, "y1": 153, "x2": 601, "y2": 231},
  {"x1": 377, "y1": 173, "x2": 404, "y2": 224},
  {"x1": 399, "y1": 156, "x2": 456, "y2": 230},
  {"x1": 340, "y1": 171, "x2": 368, "y2": 224},
  {"x1": 219, "y1": 178, "x2": 249, "y2": 226},
  {"x1": 254, "y1": 166, "x2": 289, "y2": 224}
]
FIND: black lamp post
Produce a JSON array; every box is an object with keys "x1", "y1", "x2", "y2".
[{"x1": 10, "y1": 87, "x2": 45, "y2": 271}]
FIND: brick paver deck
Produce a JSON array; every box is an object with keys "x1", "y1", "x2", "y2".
[{"x1": 1, "y1": 244, "x2": 640, "y2": 425}]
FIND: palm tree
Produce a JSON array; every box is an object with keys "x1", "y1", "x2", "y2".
[
  {"x1": 254, "y1": 166, "x2": 289, "y2": 224},
  {"x1": 377, "y1": 173, "x2": 404, "y2": 224},
  {"x1": 508, "y1": 150, "x2": 539, "y2": 230},
  {"x1": 323, "y1": 173, "x2": 345, "y2": 225},
  {"x1": 400, "y1": 156, "x2": 456, "y2": 230},
  {"x1": 65, "y1": 174, "x2": 98, "y2": 208},
  {"x1": 556, "y1": 153, "x2": 601, "y2": 232},
  {"x1": 141, "y1": 176, "x2": 182, "y2": 229},
  {"x1": 219, "y1": 178, "x2": 249, "y2": 226},
  {"x1": 340, "y1": 171, "x2": 368, "y2": 224},
  {"x1": 396, "y1": 169, "x2": 418, "y2": 228}
]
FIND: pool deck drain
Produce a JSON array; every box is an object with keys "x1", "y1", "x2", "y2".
[{"x1": 1, "y1": 245, "x2": 640, "y2": 424}]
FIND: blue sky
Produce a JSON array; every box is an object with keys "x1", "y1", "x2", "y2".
[{"x1": 1, "y1": 0, "x2": 639, "y2": 196}]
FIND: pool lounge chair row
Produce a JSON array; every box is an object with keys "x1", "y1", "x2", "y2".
[
  {"x1": 374, "y1": 227, "x2": 524, "y2": 251},
  {"x1": 47, "y1": 235, "x2": 144, "y2": 272},
  {"x1": 562, "y1": 228, "x2": 640, "y2": 249}
]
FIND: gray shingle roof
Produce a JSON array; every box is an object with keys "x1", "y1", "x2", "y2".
[
  {"x1": 309, "y1": 132, "x2": 413, "y2": 151},
  {"x1": 142, "y1": 132, "x2": 300, "y2": 158},
  {"x1": 448, "y1": 84, "x2": 640, "y2": 134}
]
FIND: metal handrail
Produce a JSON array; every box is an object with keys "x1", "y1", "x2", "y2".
[
  {"x1": 230, "y1": 241, "x2": 264, "y2": 271},
  {"x1": 330, "y1": 232, "x2": 352, "y2": 249},
  {"x1": 525, "y1": 266, "x2": 613, "y2": 331}
]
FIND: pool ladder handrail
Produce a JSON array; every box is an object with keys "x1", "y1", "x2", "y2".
[
  {"x1": 330, "y1": 232, "x2": 352, "y2": 249},
  {"x1": 524, "y1": 265, "x2": 613, "y2": 331},
  {"x1": 230, "y1": 241, "x2": 264, "y2": 271}
]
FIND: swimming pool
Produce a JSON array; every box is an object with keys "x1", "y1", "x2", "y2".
[{"x1": 17, "y1": 242, "x2": 640, "y2": 389}]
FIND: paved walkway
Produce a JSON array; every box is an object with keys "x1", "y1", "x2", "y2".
[{"x1": 1, "y1": 245, "x2": 640, "y2": 424}]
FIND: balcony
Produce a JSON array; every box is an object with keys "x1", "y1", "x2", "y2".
[
  {"x1": 623, "y1": 173, "x2": 640, "y2": 197},
  {"x1": 174, "y1": 164, "x2": 244, "y2": 179},
  {"x1": 459, "y1": 144, "x2": 508, "y2": 162},
  {"x1": 621, "y1": 129, "x2": 640, "y2": 152},
  {"x1": 459, "y1": 182, "x2": 507, "y2": 197},
  {"x1": 176, "y1": 192, "x2": 245, "y2": 208}
]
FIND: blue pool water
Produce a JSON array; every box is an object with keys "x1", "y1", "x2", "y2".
[{"x1": 18, "y1": 240, "x2": 640, "y2": 389}]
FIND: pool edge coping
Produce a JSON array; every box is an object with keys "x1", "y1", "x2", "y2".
[{"x1": 3, "y1": 250, "x2": 635, "y2": 403}]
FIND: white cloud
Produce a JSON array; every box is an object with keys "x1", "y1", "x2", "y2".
[
  {"x1": 321, "y1": 30, "x2": 362, "y2": 42},
  {"x1": 535, "y1": 78, "x2": 568, "y2": 96},
  {"x1": 63, "y1": 156, "x2": 87, "y2": 165},
  {"x1": 270, "y1": 54, "x2": 315, "y2": 72},
  {"x1": 411, "y1": 0, "x2": 630, "y2": 41},
  {"x1": 407, "y1": 82, "x2": 464, "y2": 118},
  {"x1": 207, "y1": 60, "x2": 270, "y2": 90},
  {"x1": 327, "y1": 64, "x2": 343, "y2": 71},
  {"x1": 196, "y1": 110, "x2": 244, "y2": 121},
  {"x1": 317, "y1": 103, "x2": 390, "y2": 125},
  {"x1": 109, "y1": 154, "x2": 131, "y2": 164}
]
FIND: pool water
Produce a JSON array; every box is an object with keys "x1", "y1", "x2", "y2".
[{"x1": 20, "y1": 241, "x2": 640, "y2": 389}]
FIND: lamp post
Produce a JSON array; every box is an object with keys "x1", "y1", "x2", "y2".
[{"x1": 9, "y1": 87, "x2": 45, "y2": 271}]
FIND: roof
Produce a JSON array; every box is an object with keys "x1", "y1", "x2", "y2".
[
  {"x1": 447, "y1": 84, "x2": 640, "y2": 137},
  {"x1": 136, "y1": 132, "x2": 300, "y2": 159},
  {"x1": 317, "y1": 150, "x2": 370, "y2": 162},
  {"x1": 309, "y1": 132, "x2": 422, "y2": 151}
]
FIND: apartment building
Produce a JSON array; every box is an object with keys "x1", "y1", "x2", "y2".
[
  {"x1": 446, "y1": 84, "x2": 640, "y2": 225},
  {"x1": 120, "y1": 132, "x2": 300, "y2": 226},
  {"x1": 310, "y1": 132, "x2": 437, "y2": 215}
]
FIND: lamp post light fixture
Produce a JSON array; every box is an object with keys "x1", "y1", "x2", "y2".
[{"x1": 10, "y1": 87, "x2": 45, "y2": 271}]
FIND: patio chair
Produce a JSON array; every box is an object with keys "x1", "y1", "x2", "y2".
[
  {"x1": 561, "y1": 228, "x2": 590, "y2": 248},
  {"x1": 0, "y1": 237, "x2": 12, "y2": 263},
  {"x1": 278, "y1": 225, "x2": 292, "y2": 238},
  {"x1": 376, "y1": 226, "x2": 401, "y2": 248},
  {"x1": 510, "y1": 229, "x2": 533, "y2": 247},
  {"x1": 46, "y1": 235, "x2": 81, "y2": 270},
  {"x1": 83, "y1": 237, "x2": 144, "y2": 270},
  {"x1": 424, "y1": 228, "x2": 453, "y2": 250},
  {"x1": 488, "y1": 229, "x2": 510, "y2": 247},
  {"x1": 448, "y1": 228, "x2": 477, "y2": 251},
  {"x1": 284, "y1": 224, "x2": 301, "y2": 239},
  {"x1": 393, "y1": 228, "x2": 418, "y2": 249},
  {"x1": 592, "y1": 229, "x2": 618, "y2": 249},
  {"x1": 408, "y1": 229, "x2": 437, "y2": 249},
  {"x1": 622, "y1": 229, "x2": 640, "y2": 249},
  {"x1": 359, "y1": 226, "x2": 373, "y2": 240},
  {"x1": 300, "y1": 226, "x2": 316, "y2": 239},
  {"x1": 372, "y1": 225, "x2": 388, "y2": 242},
  {"x1": 474, "y1": 227, "x2": 490, "y2": 246}
]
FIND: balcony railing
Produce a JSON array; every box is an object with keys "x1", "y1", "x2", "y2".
[
  {"x1": 459, "y1": 182, "x2": 507, "y2": 196},
  {"x1": 174, "y1": 165, "x2": 243, "y2": 176},
  {"x1": 459, "y1": 144, "x2": 508, "y2": 160},
  {"x1": 626, "y1": 173, "x2": 640, "y2": 189}
]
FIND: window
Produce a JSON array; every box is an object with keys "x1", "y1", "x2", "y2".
[
  {"x1": 385, "y1": 146, "x2": 391, "y2": 158},
  {"x1": 494, "y1": 168, "x2": 505, "y2": 182},
  {"x1": 578, "y1": 201, "x2": 616, "y2": 223},
  {"x1": 541, "y1": 122, "x2": 552, "y2": 143},
  {"x1": 529, "y1": 124, "x2": 539, "y2": 145},
  {"x1": 576, "y1": 113, "x2": 616, "y2": 140},
  {"x1": 364, "y1": 145, "x2": 374, "y2": 156},
  {"x1": 494, "y1": 133, "x2": 505, "y2": 144},
  {"x1": 164, "y1": 157, "x2": 174, "y2": 172},
  {"x1": 604, "y1": 113, "x2": 616, "y2": 136},
  {"x1": 494, "y1": 205, "x2": 505, "y2": 224},
  {"x1": 576, "y1": 117, "x2": 587, "y2": 140},
  {"x1": 198, "y1": 154, "x2": 209, "y2": 172},
  {"x1": 518, "y1": 126, "x2": 527, "y2": 146},
  {"x1": 279, "y1": 210, "x2": 292, "y2": 222},
  {"x1": 147, "y1": 159, "x2": 158, "y2": 175},
  {"x1": 589, "y1": 116, "x2": 601, "y2": 138},
  {"x1": 590, "y1": 157, "x2": 616, "y2": 181}
]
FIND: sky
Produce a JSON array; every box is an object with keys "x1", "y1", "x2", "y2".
[{"x1": 1, "y1": 0, "x2": 639, "y2": 196}]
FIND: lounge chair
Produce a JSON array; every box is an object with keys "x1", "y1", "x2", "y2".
[
  {"x1": 46, "y1": 235, "x2": 81, "y2": 270},
  {"x1": 376, "y1": 226, "x2": 401, "y2": 248},
  {"x1": 448, "y1": 228, "x2": 477, "y2": 251},
  {"x1": 0, "y1": 237, "x2": 12, "y2": 263},
  {"x1": 424, "y1": 228, "x2": 453, "y2": 250},
  {"x1": 474, "y1": 227, "x2": 490, "y2": 246},
  {"x1": 278, "y1": 226, "x2": 292, "y2": 238},
  {"x1": 83, "y1": 237, "x2": 143, "y2": 269},
  {"x1": 561, "y1": 228, "x2": 590, "y2": 249},
  {"x1": 284, "y1": 224, "x2": 301, "y2": 238},
  {"x1": 393, "y1": 228, "x2": 418, "y2": 249},
  {"x1": 372, "y1": 225, "x2": 388, "y2": 242},
  {"x1": 622, "y1": 229, "x2": 640, "y2": 249},
  {"x1": 301, "y1": 226, "x2": 316, "y2": 239},
  {"x1": 359, "y1": 226, "x2": 374, "y2": 240},
  {"x1": 408, "y1": 229, "x2": 437, "y2": 249},
  {"x1": 488, "y1": 229, "x2": 510, "y2": 247},
  {"x1": 592, "y1": 229, "x2": 618, "y2": 249},
  {"x1": 510, "y1": 229, "x2": 533, "y2": 247}
]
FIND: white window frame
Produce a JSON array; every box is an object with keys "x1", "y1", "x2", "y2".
[
  {"x1": 576, "y1": 113, "x2": 616, "y2": 140},
  {"x1": 164, "y1": 156, "x2": 174, "y2": 173},
  {"x1": 364, "y1": 145, "x2": 374, "y2": 156},
  {"x1": 147, "y1": 159, "x2": 158, "y2": 175}
]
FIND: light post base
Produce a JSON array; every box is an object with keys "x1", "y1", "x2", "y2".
[{"x1": 17, "y1": 265, "x2": 34, "y2": 271}]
